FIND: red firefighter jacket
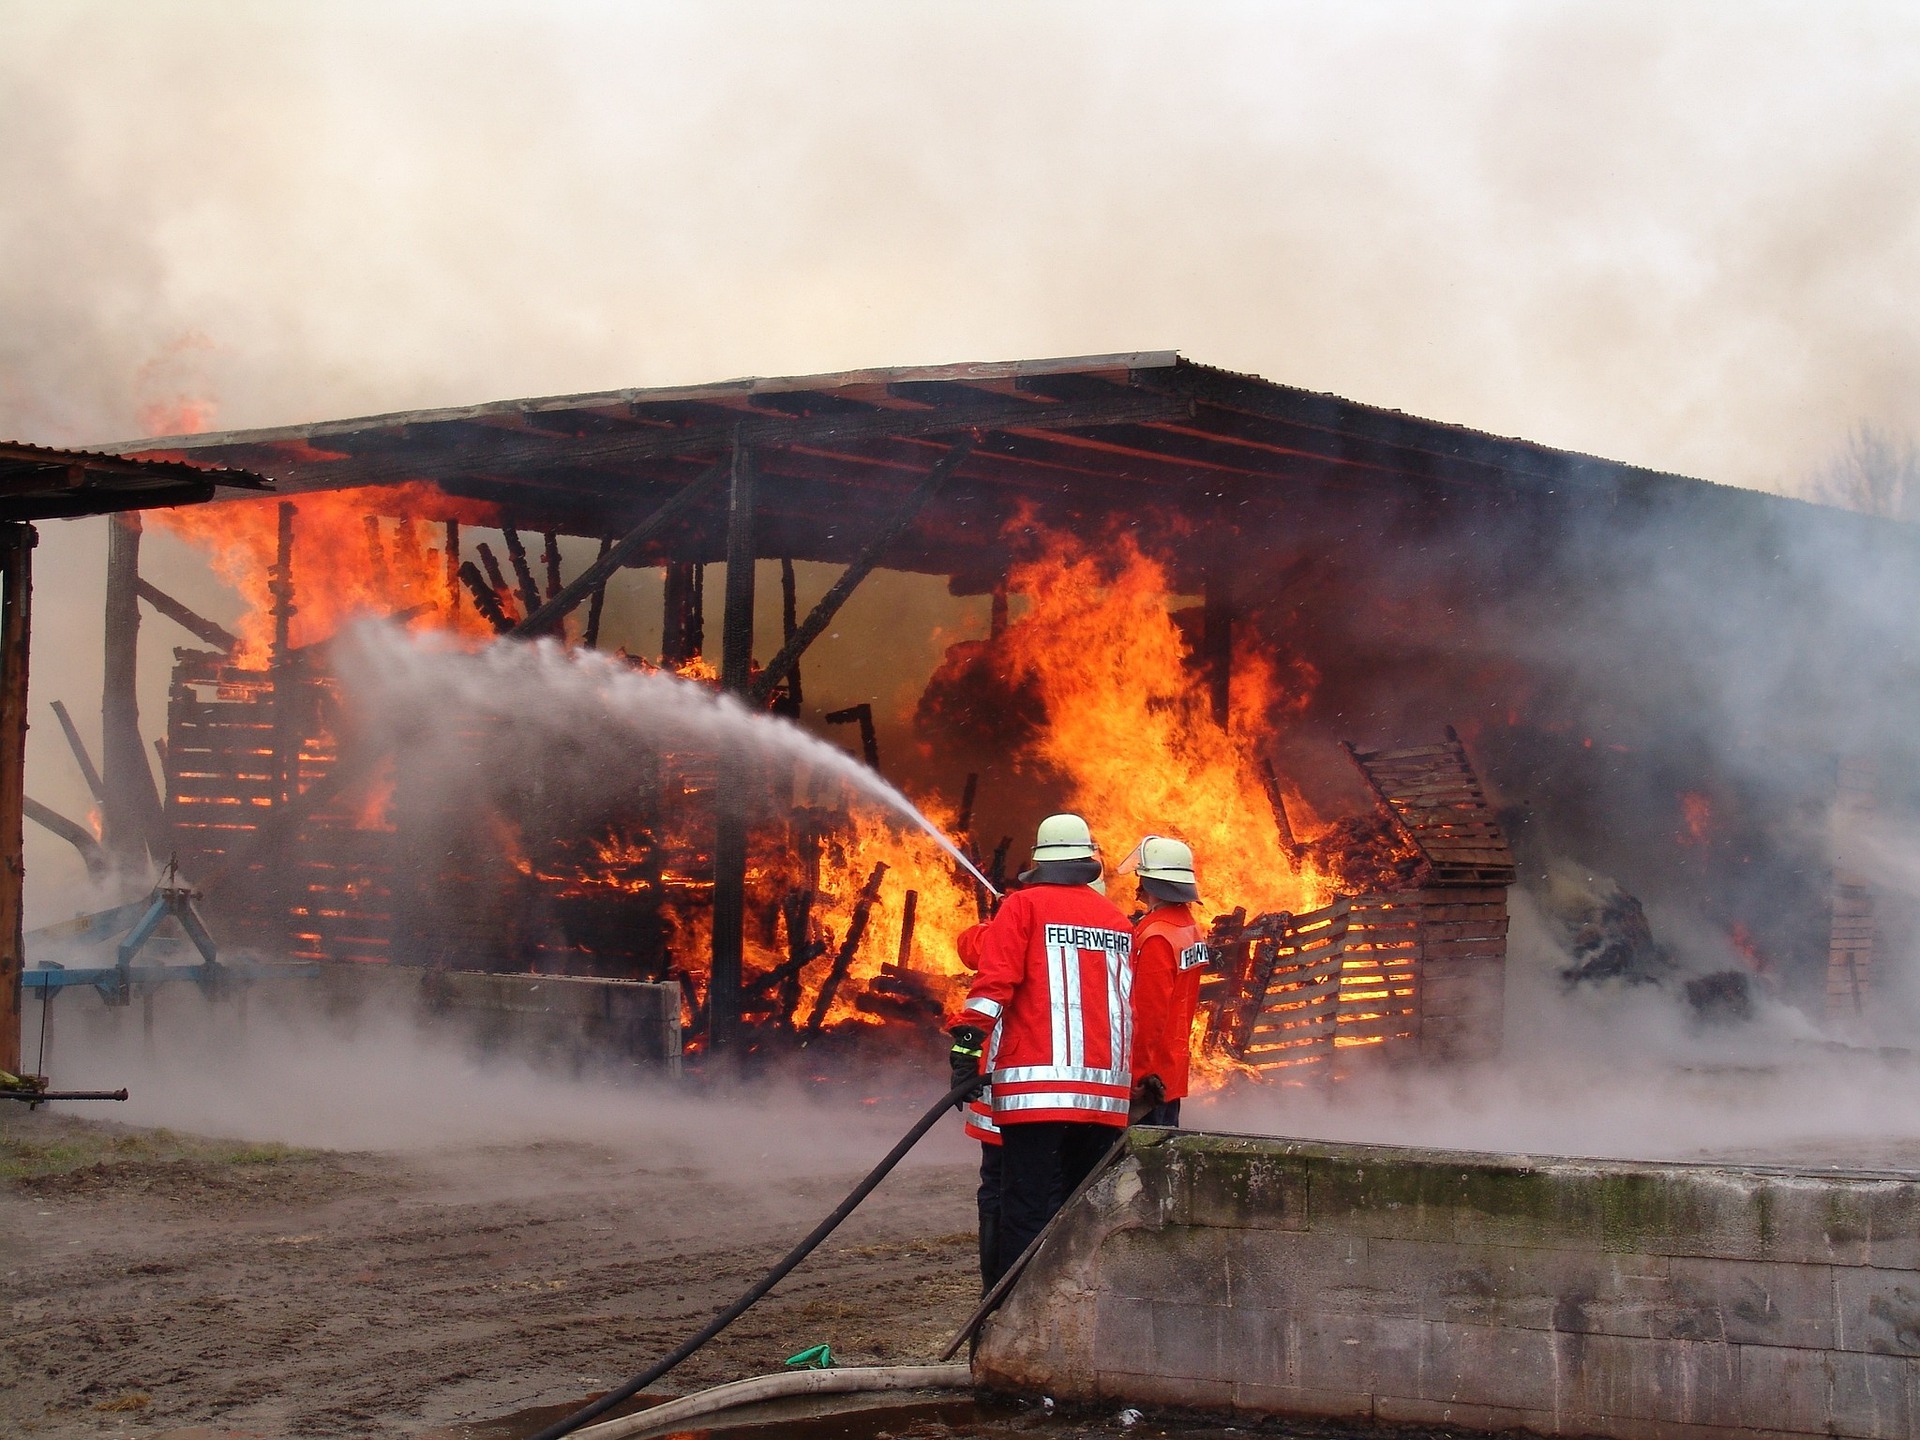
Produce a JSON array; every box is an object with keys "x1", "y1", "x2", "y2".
[
  {"x1": 1128, "y1": 903, "x2": 1208, "y2": 1102},
  {"x1": 954, "y1": 922, "x2": 999, "y2": 1145},
  {"x1": 959, "y1": 883, "x2": 1135, "y2": 1126}
]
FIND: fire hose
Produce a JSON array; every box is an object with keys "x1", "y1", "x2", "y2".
[{"x1": 524, "y1": 1074, "x2": 983, "y2": 1440}]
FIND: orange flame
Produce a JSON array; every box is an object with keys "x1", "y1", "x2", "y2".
[
  {"x1": 150, "y1": 485, "x2": 496, "y2": 666},
  {"x1": 991, "y1": 530, "x2": 1325, "y2": 917}
]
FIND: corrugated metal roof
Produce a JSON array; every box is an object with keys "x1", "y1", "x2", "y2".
[
  {"x1": 0, "y1": 440, "x2": 270, "y2": 522},
  {"x1": 78, "y1": 351, "x2": 1880, "y2": 583}
]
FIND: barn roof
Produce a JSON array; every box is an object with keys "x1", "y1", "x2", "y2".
[{"x1": 97, "y1": 352, "x2": 1841, "y2": 585}]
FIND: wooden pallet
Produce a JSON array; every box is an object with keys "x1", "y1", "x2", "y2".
[
  {"x1": 1343, "y1": 726, "x2": 1515, "y2": 887},
  {"x1": 1221, "y1": 885, "x2": 1509, "y2": 1072}
]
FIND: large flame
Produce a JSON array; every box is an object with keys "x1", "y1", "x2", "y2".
[
  {"x1": 151, "y1": 484, "x2": 497, "y2": 665},
  {"x1": 156, "y1": 494, "x2": 1350, "y2": 1085},
  {"x1": 991, "y1": 530, "x2": 1325, "y2": 916}
]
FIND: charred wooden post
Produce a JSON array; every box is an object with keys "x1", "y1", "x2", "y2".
[
  {"x1": 457, "y1": 560, "x2": 514, "y2": 634},
  {"x1": 541, "y1": 532, "x2": 563, "y2": 600},
  {"x1": 0, "y1": 522, "x2": 32, "y2": 1075},
  {"x1": 393, "y1": 516, "x2": 424, "y2": 579},
  {"x1": 583, "y1": 535, "x2": 613, "y2": 649},
  {"x1": 364, "y1": 516, "x2": 390, "y2": 597},
  {"x1": 1259, "y1": 755, "x2": 1301, "y2": 862},
  {"x1": 1204, "y1": 907, "x2": 1257, "y2": 1053},
  {"x1": 988, "y1": 836, "x2": 1012, "y2": 896},
  {"x1": 709, "y1": 441, "x2": 758, "y2": 1052},
  {"x1": 990, "y1": 581, "x2": 1009, "y2": 640},
  {"x1": 661, "y1": 563, "x2": 703, "y2": 665},
  {"x1": 776, "y1": 887, "x2": 818, "y2": 1030},
  {"x1": 269, "y1": 502, "x2": 298, "y2": 809},
  {"x1": 476, "y1": 543, "x2": 513, "y2": 616},
  {"x1": 135, "y1": 579, "x2": 238, "y2": 653},
  {"x1": 1203, "y1": 567, "x2": 1233, "y2": 730},
  {"x1": 802, "y1": 860, "x2": 888, "y2": 1041},
  {"x1": 895, "y1": 888, "x2": 919, "y2": 970},
  {"x1": 776, "y1": 557, "x2": 803, "y2": 714},
  {"x1": 25, "y1": 797, "x2": 107, "y2": 883},
  {"x1": 443, "y1": 520, "x2": 461, "y2": 615},
  {"x1": 49, "y1": 700, "x2": 104, "y2": 805},
  {"x1": 824, "y1": 703, "x2": 881, "y2": 772},
  {"x1": 501, "y1": 525, "x2": 542, "y2": 618},
  {"x1": 101, "y1": 513, "x2": 163, "y2": 869}
]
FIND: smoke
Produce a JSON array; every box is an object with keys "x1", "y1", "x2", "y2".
[
  {"x1": 12, "y1": 1, "x2": 1920, "y2": 922},
  {"x1": 1, "y1": 3, "x2": 1918, "y2": 492},
  {"x1": 28, "y1": 975, "x2": 971, "y2": 1165},
  {"x1": 10, "y1": 2, "x2": 1920, "y2": 1160},
  {"x1": 1196, "y1": 887, "x2": 1920, "y2": 1167}
]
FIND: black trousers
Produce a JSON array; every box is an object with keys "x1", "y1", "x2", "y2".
[
  {"x1": 976, "y1": 1141, "x2": 1001, "y2": 1290},
  {"x1": 1138, "y1": 1098, "x2": 1182, "y2": 1127},
  {"x1": 994, "y1": 1120, "x2": 1119, "y2": 1284}
]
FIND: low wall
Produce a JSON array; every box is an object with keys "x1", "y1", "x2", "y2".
[
  {"x1": 312, "y1": 963, "x2": 682, "y2": 1076},
  {"x1": 974, "y1": 1129, "x2": 1920, "y2": 1440}
]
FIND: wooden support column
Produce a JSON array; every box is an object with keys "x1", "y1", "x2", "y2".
[
  {"x1": 1203, "y1": 566, "x2": 1233, "y2": 730},
  {"x1": 269, "y1": 502, "x2": 297, "y2": 809},
  {"x1": 101, "y1": 514, "x2": 164, "y2": 868},
  {"x1": 778, "y1": 558, "x2": 803, "y2": 711},
  {"x1": 661, "y1": 563, "x2": 702, "y2": 665},
  {"x1": 583, "y1": 536, "x2": 613, "y2": 649},
  {"x1": 443, "y1": 520, "x2": 461, "y2": 616},
  {"x1": 0, "y1": 522, "x2": 33, "y2": 1075},
  {"x1": 709, "y1": 440, "x2": 757, "y2": 1052}
]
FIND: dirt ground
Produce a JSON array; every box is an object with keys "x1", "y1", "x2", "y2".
[{"x1": 0, "y1": 1104, "x2": 982, "y2": 1439}]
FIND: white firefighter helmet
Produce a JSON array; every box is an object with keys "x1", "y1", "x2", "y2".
[
  {"x1": 1119, "y1": 835, "x2": 1198, "y2": 887},
  {"x1": 1032, "y1": 812, "x2": 1098, "y2": 862}
]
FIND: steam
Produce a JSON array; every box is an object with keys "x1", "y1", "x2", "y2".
[
  {"x1": 28, "y1": 978, "x2": 970, "y2": 1165},
  {"x1": 333, "y1": 622, "x2": 995, "y2": 893}
]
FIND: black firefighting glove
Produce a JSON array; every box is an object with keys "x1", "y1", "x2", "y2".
[
  {"x1": 948, "y1": 1025, "x2": 987, "y2": 1103},
  {"x1": 1131, "y1": 1073, "x2": 1166, "y2": 1106}
]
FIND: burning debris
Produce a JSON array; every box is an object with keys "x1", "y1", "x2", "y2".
[{"x1": 63, "y1": 353, "x2": 1916, "y2": 1074}]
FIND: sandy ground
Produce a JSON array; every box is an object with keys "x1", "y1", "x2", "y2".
[{"x1": 0, "y1": 1105, "x2": 982, "y2": 1440}]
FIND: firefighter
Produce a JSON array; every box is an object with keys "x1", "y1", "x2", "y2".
[
  {"x1": 948, "y1": 813, "x2": 1133, "y2": 1284},
  {"x1": 1119, "y1": 835, "x2": 1207, "y2": 1128}
]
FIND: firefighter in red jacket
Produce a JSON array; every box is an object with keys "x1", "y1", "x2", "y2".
[
  {"x1": 1119, "y1": 835, "x2": 1208, "y2": 1128},
  {"x1": 948, "y1": 814, "x2": 1133, "y2": 1284}
]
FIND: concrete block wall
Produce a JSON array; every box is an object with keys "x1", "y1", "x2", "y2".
[{"x1": 974, "y1": 1130, "x2": 1920, "y2": 1439}]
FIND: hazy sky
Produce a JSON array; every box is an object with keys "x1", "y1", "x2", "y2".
[
  {"x1": 2, "y1": 1, "x2": 1916, "y2": 492},
  {"x1": 5, "y1": 1, "x2": 1918, "y2": 921}
]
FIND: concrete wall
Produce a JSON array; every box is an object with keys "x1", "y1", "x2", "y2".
[
  {"x1": 312, "y1": 963, "x2": 682, "y2": 1077},
  {"x1": 974, "y1": 1130, "x2": 1920, "y2": 1440}
]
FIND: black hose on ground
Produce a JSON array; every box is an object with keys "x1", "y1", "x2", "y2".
[{"x1": 524, "y1": 1075, "x2": 982, "y2": 1440}]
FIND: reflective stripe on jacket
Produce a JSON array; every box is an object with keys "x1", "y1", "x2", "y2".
[
  {"x1": 1129, "y1": 903, "x2": 1207, "y2": 1102},
  {"x1": 960, "y1": 884, "x2": 1135, "y2": 1126},
  {"x1": 956, "y1": 922, "x2": 1001, "y2": 1144}
]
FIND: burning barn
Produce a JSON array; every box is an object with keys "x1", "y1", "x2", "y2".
[{"x1": 63, "y1": 352, "x2": 1920, "y2": 1072}]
